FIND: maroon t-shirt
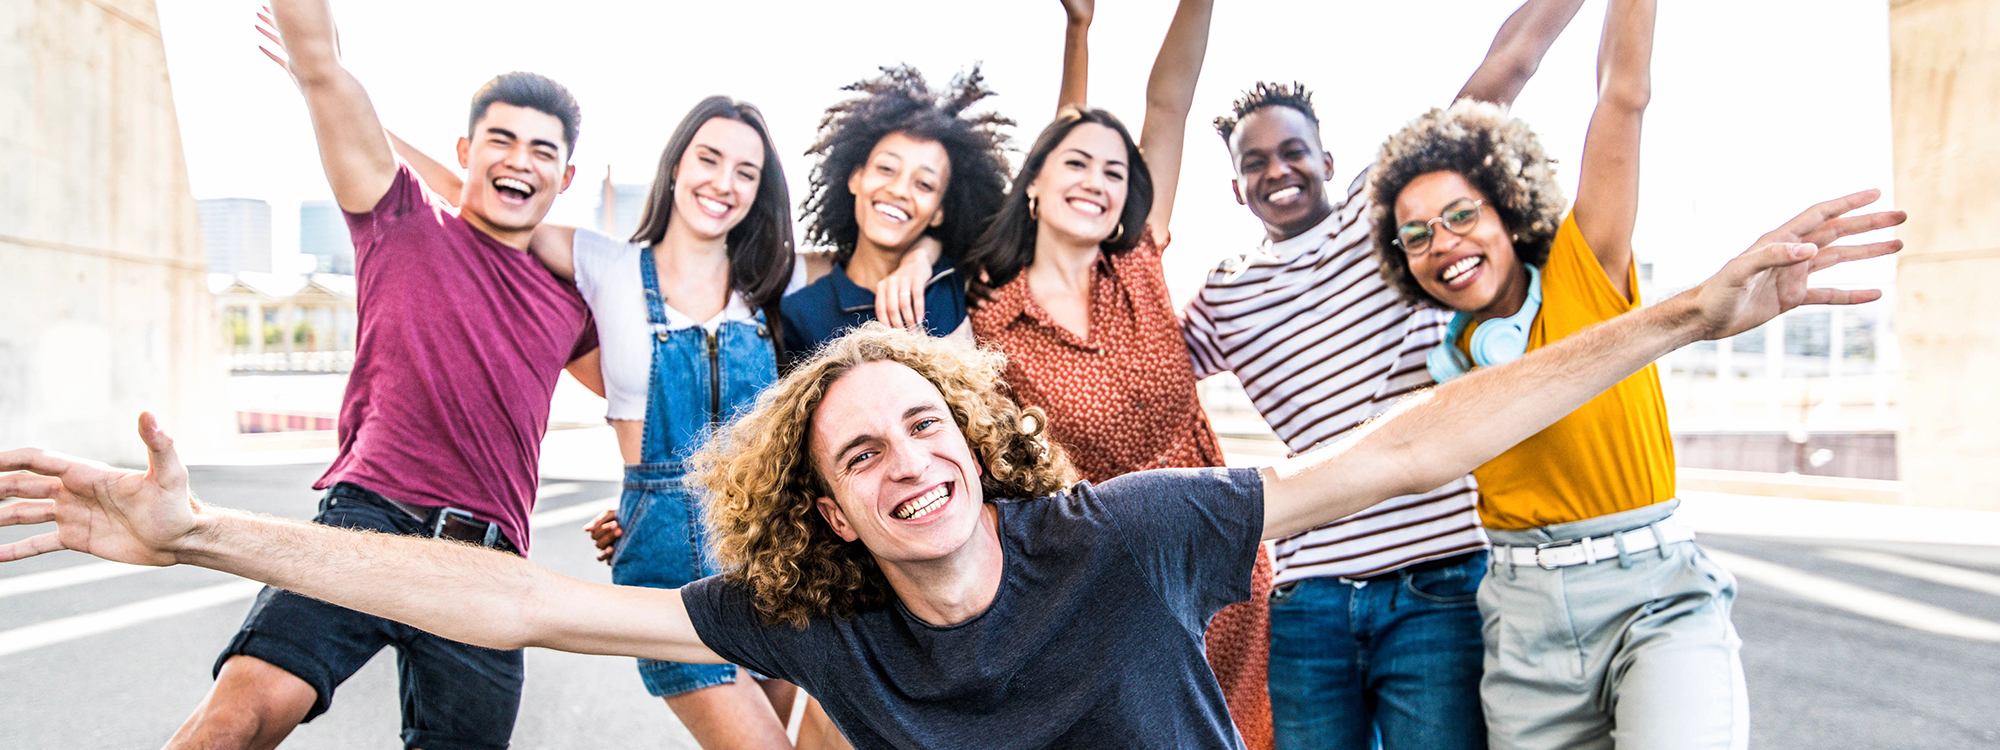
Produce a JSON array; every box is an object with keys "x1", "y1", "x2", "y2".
[{"x1": 316, "y1": 162, "x2": 594, "y2": 553}]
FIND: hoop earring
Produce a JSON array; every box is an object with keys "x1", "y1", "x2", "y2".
[
  {"x1": 1107, "y1": 222, "x2": 1125, "y2": 243},
  {"x1": 1028, "y1": 195, "x2": 1039, "y2": 221}
]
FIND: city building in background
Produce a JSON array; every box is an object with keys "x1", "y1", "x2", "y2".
[
  {"x1": 597, "y1": 167, "x2": 649, "y2": 240},
  {"x1": 298, "y1": 199, "x2": 355, "y2": 274},
  {"x1": 196, "y1": 197, "x2": 273, "y2": 274},
  {"x1": 211, "y1": 273, "x2": 357, "y2": 373}
]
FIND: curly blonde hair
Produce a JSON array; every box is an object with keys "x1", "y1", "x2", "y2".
[
  {"x1": 1367, "y1": 99, "x2": 1568, "y2": 308},
  {"x1": 694, "y1": 323, "x2": 1077, "y2": 629}
]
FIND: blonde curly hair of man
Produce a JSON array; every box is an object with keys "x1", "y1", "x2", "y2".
[
  {"x1": 694, "y1": 323, "x2": 1078, "y2": 629},
  {"x1": 1367, "y1": 99, "x2": 1568, "y2": 308}
]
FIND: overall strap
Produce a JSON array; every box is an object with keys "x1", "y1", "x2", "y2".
[{"x1": 639, "y1": 245, "x2": 670, "y2": 330}]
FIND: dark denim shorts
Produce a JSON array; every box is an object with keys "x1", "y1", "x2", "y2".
[{"x1": 215, "y1": 483, "x2": 524, "y2": 750}]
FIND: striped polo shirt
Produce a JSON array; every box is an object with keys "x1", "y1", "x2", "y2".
[{"x1": 1182, "y1": 171, "x2": 1486, "y2": 583}]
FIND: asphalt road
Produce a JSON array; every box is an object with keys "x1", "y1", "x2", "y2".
[{"x1": 4, "y1": 462, "x2": 1998, "y2": 749}]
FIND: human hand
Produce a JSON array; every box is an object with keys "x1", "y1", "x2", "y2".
[
  {"x1": 0, "y1": 413, "x2": 200, "y2": 567},
  {"x1": 256, "y1": 6, "x2": 289, "y2": 71},
  {"x1": 1061, "y1": 0, "x2": 1094, "y2": 26},
  {"x1": 583, "y1": 508, "x2": 622, "y2": 564},
  {"x1": 1687, "y1": 190, "x2": 1905, "y2": 341},
  {"x1": 875, "y1": 237, "x2": 939, "y2": 331}
]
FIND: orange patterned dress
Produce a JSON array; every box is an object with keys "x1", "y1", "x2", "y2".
[{"x1": 970, "y1": 229, "x2": 1275, "y2": 750}]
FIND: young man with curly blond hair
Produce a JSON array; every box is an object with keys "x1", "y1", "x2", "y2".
[{"x1": 1, "y1": 190, "x2": 1901, "y2": 750}]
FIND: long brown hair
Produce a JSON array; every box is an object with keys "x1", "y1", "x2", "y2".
[
  {"x1": 629, "y1": 96, "x2": 795, "y2": 309},
  {"x1": 961, "y1": 106, "x2": 1152, "y2": 301}
]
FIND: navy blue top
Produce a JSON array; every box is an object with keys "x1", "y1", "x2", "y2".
[
  {"x1": 780, "y1": 253, "x2": 967, "y2": 355},
  {"x1": 684, "y1": 467, "x2": 1265, "y2": 750}
]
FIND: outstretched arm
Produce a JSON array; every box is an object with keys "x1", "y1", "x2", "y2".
[
  {"x1": 272, "y1": 0, "x2": 397, "y2": 213},
  {"x1": 1571, "y1": 0, "x2": 1657, "y2": 299},
  {"x1": 1260, "y1": 191, "x2": 1905, "y2": 539},
  {"x1": 1137, "y1": 0, "x2": 1214, "y2": 243},
  {"x1": 0, "y1": 415, "x2": 720, "y2": 664},
  {"x1": 1057, "y1": 0, "x2": 1093, "y2": 113},
  {"x1": 1455, "y1": 0, "x2": 1589, "y2": 106}
]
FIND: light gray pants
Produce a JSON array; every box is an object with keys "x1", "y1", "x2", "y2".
[{"x1": 1480, "y1": 500, "x2": 1748, "y2": 750}]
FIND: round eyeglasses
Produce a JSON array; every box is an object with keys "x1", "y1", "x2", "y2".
[{"x1": 1395, "y1": 199, "x2": 1485, "y2": 256}]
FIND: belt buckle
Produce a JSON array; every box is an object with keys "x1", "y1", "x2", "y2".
[
  {"x1": 1533, "y1": 540, "x2": 1571, "y2": 570},
  {"x1": 431, "y1": 507, "x2": 495, "y2": 547}
]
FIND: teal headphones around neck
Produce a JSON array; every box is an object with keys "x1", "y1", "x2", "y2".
[{"x1": 1426, "y1": 263, "x2": 1543, "y2": 384}]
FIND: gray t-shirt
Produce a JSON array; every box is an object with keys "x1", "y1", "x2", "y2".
[{"x1": 683, "y1": 467, "x2": 1264, "y2": 749}]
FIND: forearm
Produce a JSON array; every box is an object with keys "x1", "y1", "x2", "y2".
[
  {"x1": 389, "y1": 130, "x2": 462, "y2": 202},
  {"x1": 1597, "y1": 0, "x2": 1655, "y2": 111},
  {"x1": 1138, "y1": 0, "x2": 1214, "y2": 233},
  {"x1": 1058, "y1": 16, "x2": 1090, "y2": 112},
  {"x1": 178, "y1": 505, "x2": 542, "y2": 649},
  {"x1": 1456, "y1": 0, "x2": 1587, "y2": 106},
  {"x1": 1263, "y1": 293, "x2": 1704, "y2": 539},
  {"x1": 272, "y1": 0, "x2": 395, "y2": 212}
]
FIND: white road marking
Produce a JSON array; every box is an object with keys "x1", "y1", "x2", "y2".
[
  {"x1": 1823, "y1": 549, "x2": 2000, "y2": 599},
  {"x1": 0, "y1": 561, "x2": 154, "y2": 601},
  {"x1": 0, "y1": 581, "x2": 265, "y2": 659},
  {"x1": 0, "y1": 496, "x2": 618, "y2": 657},
  {"x1": 1705, "y1": 549, "x2": 2000, "y2": 642}
]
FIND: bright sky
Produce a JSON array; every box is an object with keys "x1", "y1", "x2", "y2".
[{"x1": 156, "y1": 0, "x2": 1898, "y2": 301}]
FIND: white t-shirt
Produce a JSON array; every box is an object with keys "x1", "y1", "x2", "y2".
[{"x1": 573, "y1": 228, "x2": 758, "y2": 422}]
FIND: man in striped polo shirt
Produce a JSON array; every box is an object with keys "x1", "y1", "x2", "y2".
[{"x1": 1183, "y1": 2, "x2": 1585, "y2": 746}]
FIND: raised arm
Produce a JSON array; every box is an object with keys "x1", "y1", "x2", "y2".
[
  {"x1": 1056, "y1": 0, "x2": 1093, "y2": 113},
  {"x1": 272, "y1": 0, "x2": 397, "y2": 213},
  {"x1": 1570, "y1": 0, "x2": 1656, "y2": 299},
  {"x1": 1137, "y1": 0, "x2": 1214, "y2": 242},
  {"x1": 1455, "y1": 0, "x2": 1589, "y2": 106},
  {"x1": 1260, "y1": 191, "x2": 1905, "y2": 540},
  {"x1": 0, "y1": 415, "x2": 718, "y2": 664}
]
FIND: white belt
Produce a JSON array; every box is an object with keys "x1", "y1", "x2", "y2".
[{"x1": 1497, "y1": 520, "x2": 1695, "y2": 569}]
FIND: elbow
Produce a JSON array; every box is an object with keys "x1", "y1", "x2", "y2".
[{"x1": 1599, "y1": 71, "x2": 1652, "y2": 113}]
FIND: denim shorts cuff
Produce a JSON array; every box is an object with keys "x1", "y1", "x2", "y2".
[
  {"x1": 637, "y1": 658, "x2": 739, "y2": 698},
  {"x1": 216, "y1": 629, "x2": 335, "y2": 722}
]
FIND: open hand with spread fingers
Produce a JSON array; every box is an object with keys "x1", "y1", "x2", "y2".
[
  {"x1": 1688, "y1": 189, "x2": 1905, "y2": 341},
  {"x1": 0, "y1": 413, "x2": 199, "y2": 567}
]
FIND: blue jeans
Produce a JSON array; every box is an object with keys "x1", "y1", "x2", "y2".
[
  {"x1": 612, "y1": 462, "x2": 738, "y2": 697},
  {"x1": 1268, "y1": 551, "x2": 1488, "y2": 750}
]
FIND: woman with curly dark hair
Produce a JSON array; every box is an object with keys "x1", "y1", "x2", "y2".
[{"x1": 1369, "y1": 1, "x2": 1752, "y2": 746}]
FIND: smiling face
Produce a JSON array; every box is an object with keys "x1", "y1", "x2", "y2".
[
  {"x1": 455, "y1": 102, "x2": 575, "y2": 235},
  {"x1": 847, "y1": 131, "x2": 951, "y2": 255},
  {"x1": 668, "y1": 117, "x2": 765, "y2": 241},
  {"x1": 1394, "y1": 170, "x2": 1528, "y2": 319},
  {"x1": 1229, "y1": 105, "x2": 1336, "y2": 241},
  {"x1": 810, "y1": 361, "x2": 986, "y2": 566},
  {"x1": 1027, "y1": 122, "x2": 1129, "y2": 246}
]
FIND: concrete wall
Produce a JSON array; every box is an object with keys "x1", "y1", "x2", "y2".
[
  {"x1": 1890, "y1": 0, "x2": 2000, "y2": 510},
  {"x1": 1, "y1": 0, "x2": 225, "y2": 465}
]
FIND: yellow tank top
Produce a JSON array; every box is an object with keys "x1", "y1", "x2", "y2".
[{"x1": 1463, "y1": 213, "x2": 1676, "y2": 530}]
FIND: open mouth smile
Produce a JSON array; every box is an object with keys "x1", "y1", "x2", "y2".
[
  {"x1": 1066, "y1": 197, "x2": 1106, "y2": 216},
  {"x1": 1440, "y1": 255, "x2": 1483, "y2": 287},
  {"x1": 1264, "y1": 185, "x2": 1302, "y2": 205},
  {"x1": 892, "y1": 482, "x2": 953, "y2": 521},
  {"x1": 873, "y1": 202, "x2": 912, "y2": 223},
  {"x1": 494, "y1": 176, "x2": 536, "y2": 204},
  {"x1": 695, "y1": 195, "x2": 733, "y2": 217}
]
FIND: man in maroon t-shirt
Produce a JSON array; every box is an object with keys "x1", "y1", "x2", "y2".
[{"x1": 170, "y1": 1, "x2": 595, "y2": 748}]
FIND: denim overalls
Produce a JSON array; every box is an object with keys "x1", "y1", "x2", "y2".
[{"x1": 611, "y1": 248, "x2": 777, "y2": 697}]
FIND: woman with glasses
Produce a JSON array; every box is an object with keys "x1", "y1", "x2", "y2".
[{"x1": 1368, "y1": 1, "x2": 1747, "y2": 748}]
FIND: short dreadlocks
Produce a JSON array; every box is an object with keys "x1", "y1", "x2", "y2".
[
  {"x1": 1213, "y1": 81, "x2": 1318, "y2": 143},
  {"x1": 801, "y1": 65, "x2": 1013, "y2": 266}
]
